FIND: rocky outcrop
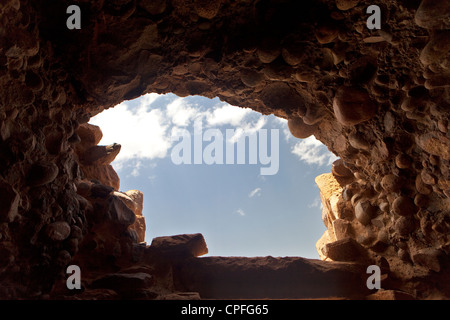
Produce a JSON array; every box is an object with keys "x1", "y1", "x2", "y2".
[{"x1": 0, "y1": 0, "x2": 449, "y2": 299}]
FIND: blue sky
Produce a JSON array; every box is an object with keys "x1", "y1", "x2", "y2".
[{"x1": 90, "y1": 93, "x2": 338, "y2": 259}]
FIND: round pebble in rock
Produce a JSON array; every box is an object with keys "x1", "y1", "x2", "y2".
[
  {"x1": 333, "y1": 86, "x2": 377, "y2": 126},
  {"x1": 394, "y1": 216, "x2": 416, "y2": 237},
  {"x1": 332, "y1": 159, "x2": 353, "y2": 177},
  {"x1": 392, "y1": 196, "x2": 418, "y2": 216},
  {"x1": 28, "y1": 162, "x2": 59, "y2": 187},
  {"x1": 395, "y1": 153, "x2": 412, "y2": 169},
  {"x1": 56, "y1": 250, "x2": 72, "y2": 266},
  {"x1": 415, "y1": 175, "x2": 432, "y2": 195},
  {"x1": 348, "y1": 132, "x2": 370, "y2": 151},
  {"x1": 287, "y1": 117, "x2": 317, "y2": 139},
  {"x1": 355, "y1": 201, "x2": 377, "y2": 225},
  {"x1": 257, "y1": 39, "x2": 280, "y2": 64},
  {"x1": 379, "y1": 202, "x2": 389, "y2": 212},
  {"x1": 415, "y1": 0, "x2": 450, "y2": 29},
  {"x1": 70, "y1": 225, "x2": 83, "y2": 240},
  {"x1": 194, "y1": 0, "x2": 222, "y2": 19},
  {"x1": 414, "y1": 193, "x2": 430, "y2": 207},
  {"x1": 240, "y1": 69, "x2": 265, "y2": 88},
  {"x1": 46, "y1": 221, "x2": 71, "y2": 241},
  {"x1": 381, "y1": 174, "x2": 404, "y2": 193},
  {"x1": 336, "y1": 0, "x2": 359, "y2": 11}
]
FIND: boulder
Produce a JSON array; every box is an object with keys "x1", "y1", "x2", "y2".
[
  {"x1": 76, "y1": 123, "x2": 103, "y2": 149},
  {"x1": 81, "y1": 143, "x2": 121, "y2": 166},
  {"x1": 323, "y1": 237, "x2": 363, "y2": 262},
  {"x1": 107, "y1": 194, "x2": 136, "y2": 226},
  {"x1": 150, "y1": 233, "x2": 208, "y2": 259}
]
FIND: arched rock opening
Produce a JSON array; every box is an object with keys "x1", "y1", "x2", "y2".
[{"x1": 0, "y1": 0, "x2": 449, "y2": 299}]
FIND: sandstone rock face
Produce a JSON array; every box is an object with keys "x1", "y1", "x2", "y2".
[{"x1": 0, "y1": 0, "x2": 449, "y2": 300}]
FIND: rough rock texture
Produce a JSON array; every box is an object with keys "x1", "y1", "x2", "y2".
[
  {"x1": 150, "y1": 233, "x2": 209, "y2": 259},
  {"x1": 0, "y1": 0, "x2": 449, "y2": 299},
  {"x1": 173, "y1": 256, "x2": 371, "y2": 299}
]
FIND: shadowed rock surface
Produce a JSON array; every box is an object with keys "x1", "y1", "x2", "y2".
[
  {"x1": 0, "y1": 0, "x2": 449, "y2": 299},
  {"x1": 173, "y1": 256, "x2": 371, "y2": 299}
]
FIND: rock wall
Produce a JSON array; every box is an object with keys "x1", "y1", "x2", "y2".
[{"x1": 0, "y1": 0, "x2": 449, "y2": 299}]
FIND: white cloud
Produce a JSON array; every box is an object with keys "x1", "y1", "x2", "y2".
[
  {"x1": 248, "y1": 187, "x2": 262, "y2": 198},
  {"x1": 90, "y1": 93, "x2": 270, "y2": 175},
  {"x1": 308, "y1": 196, "x2": 323, "y2": 209},
  {"x1": 227, "y1": 117, "x2": 267, "y2": 143},
  {"x1": 90, "y1": 97, "x2": 172, "y2": 164},
  {"x1": 291, "y1": 136, "x2": 338, "y2": 167},
  {"x1": 166, "y1": 98, "x2": 198, "y2": 127},
  {"x1": 271, "y1": 115, "x2": 337, "y2": 167},
  {"x1": 91, "y1": 92, "x2": 338, "y2": 175},
  {"x1": 130, "y1": 160, "x2": 142, "y2": 177},
  {"x1": 138, "y1": 93, "x2": 160, "y2": 111},
  {"x1": 236, "y1": 208, "x2": 246, "y2": 216},
  {"x1": 206, "y1": 104, "x2": 253, "y2": 127}
]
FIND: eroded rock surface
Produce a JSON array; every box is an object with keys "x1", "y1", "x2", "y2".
[{"x1": 0, "y1": 0, "x2": 449, "y2": 299}]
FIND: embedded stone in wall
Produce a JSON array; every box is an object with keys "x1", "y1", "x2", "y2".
[
  {"x1": 261, "y1": 82, "x2": 307, "y2": 116},
  {"x1": 415, "y1": 0, "x2": 450, "y2": 29},
  {"x1": 45, "y1": 221, "x2": 71, "y2": 241},
  {"x1": 287, "y1": 117, "x2": 317, "y2": 139},
  {"x1": 354, "y1": 201, "x2": 377, "y2": 226},
  {"x1": 27, "y1": 162, "x2": 59, "y2": 187},
  {"x1": 392, "y1": 196, "x2": 418, "y2": 217},
  {"x1": 332, "y1": 86, "x2": 377, "y2": 126},
  {"x1": 335, "y1": 0, "x2": 359, "y2": 11},
  {"x1": 194, "y1": 0, "x2": 223, "y2": 19}
]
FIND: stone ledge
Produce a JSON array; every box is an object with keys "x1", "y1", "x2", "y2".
[{"x1": 173, "y1": 256, "x2": 371, "y2": 299}]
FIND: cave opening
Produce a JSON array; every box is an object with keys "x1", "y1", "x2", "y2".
[
  {"x1": 89, "y1": 93, "x2": 338, "y2": 259},
  {"x1": 1, "y1": 0, "x2": 449, "y2": 301}
]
